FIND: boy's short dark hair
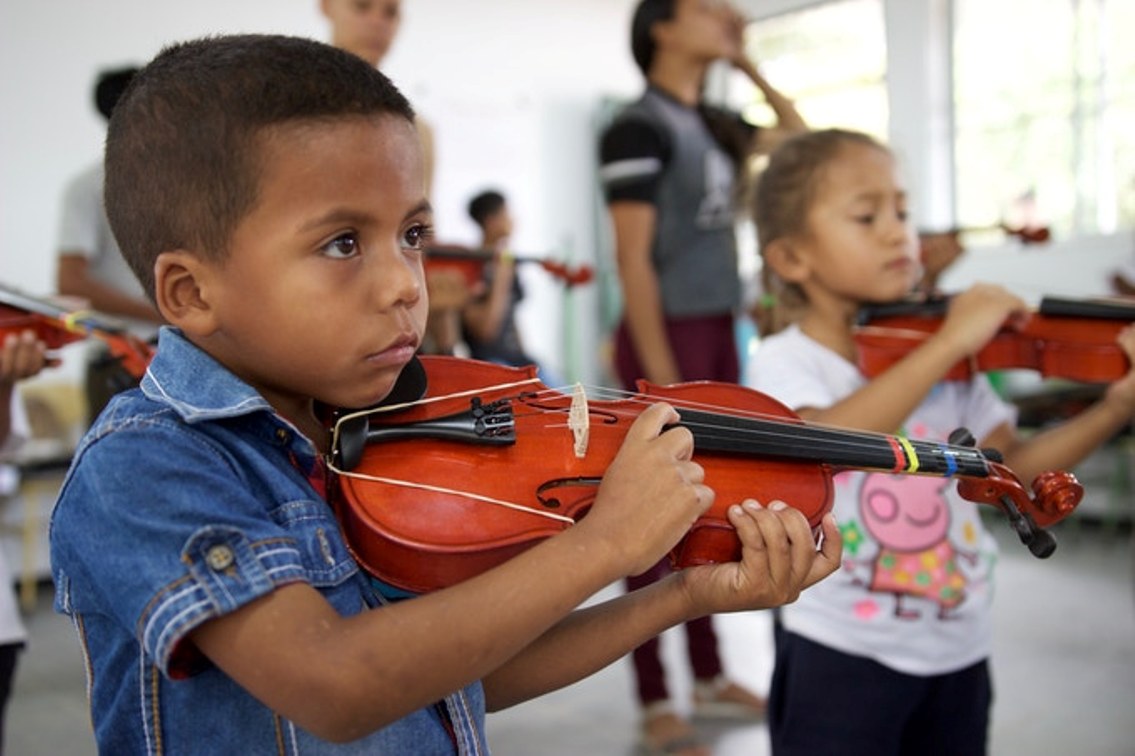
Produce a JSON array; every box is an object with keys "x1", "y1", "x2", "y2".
[
  {"x1": 467, "y1": 190, "x2": 506, "y2": 228},
  {"x1": 105, "y1": 34, "x2": 415, "y2": 300}
]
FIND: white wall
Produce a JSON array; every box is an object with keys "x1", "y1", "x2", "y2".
[
  {"x1": 4, "y1": 0, "x2": 1129, "y2": 386},
  {"x1": 0, "y1": 0, "x2": 645, "y2": 383}
]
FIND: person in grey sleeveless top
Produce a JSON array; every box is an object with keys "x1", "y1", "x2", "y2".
[{"x1": 599, "y1": 2, "x2": 807, "y2": 753}]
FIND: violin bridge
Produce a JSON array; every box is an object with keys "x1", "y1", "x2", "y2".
[{"x1": 569, "y1": 383, "x2": 590, "y2": 458}]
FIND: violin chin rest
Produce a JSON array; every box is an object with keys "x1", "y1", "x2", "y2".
[{"x1": 377, "y1": 355, "x2": 429, "y2": 407}]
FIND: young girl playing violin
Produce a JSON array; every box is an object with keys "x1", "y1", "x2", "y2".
[
  {"x1": 745, "y1": 128, "x2": 1135, "y2": 755},
  {"x1": 47, "y1": 35, "x2": 841, "y2": 753}
]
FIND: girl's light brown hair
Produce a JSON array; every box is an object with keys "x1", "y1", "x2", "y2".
[{"x1": 751, "y1": 128, "x2": 888, "y2": 334}]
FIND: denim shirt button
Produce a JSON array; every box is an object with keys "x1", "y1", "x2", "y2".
[
  {"x1": 206, "y1": 544, "x2": 235, "y2": 571},
  {"x1": 275, "y1": 428, "x2": 290, "y2": 445}
]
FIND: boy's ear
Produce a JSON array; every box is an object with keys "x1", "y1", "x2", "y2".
[
  {"x1": 152, "y1": 250, "x2": 220, "y2": 336},
  {"x1": 762, "y1": 238, "x2": 811, "y2": 285}
]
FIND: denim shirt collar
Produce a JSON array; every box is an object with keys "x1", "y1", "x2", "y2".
[{"x1": 141, "y1": 326, "x2": 275, "y2": 424}]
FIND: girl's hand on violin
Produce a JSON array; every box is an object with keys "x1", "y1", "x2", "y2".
[
  {"x1": 680, "y1": 501, "x2": 841, "y2": 615},
  {"x1": 588, "y1": 402, "x2": 714, "y2": 576},
  {"x1": 1103, "y1": 324, "x2": 1135, "y2": 413},
  {"x1": 936, "y1": 283, "x2": 1027, "y2": 357},
  {"x1": 0, "y1": 330, "x2": 52, "y2": 386}
]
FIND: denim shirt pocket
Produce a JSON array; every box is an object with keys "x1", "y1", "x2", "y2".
[{"x1": 269, "y1": 498, "x2": 368, "y2": 614}]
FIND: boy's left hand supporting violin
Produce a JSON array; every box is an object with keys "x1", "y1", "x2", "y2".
[{"x1": 481, "y1": 490, "x2": 841, "y2": 711}]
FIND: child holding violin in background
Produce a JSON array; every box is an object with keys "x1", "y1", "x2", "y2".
[
  {"x1": 47, "y1": 35, "x2": 841, "y2": 753},
  {"x1": 0, "y1": 330, "x2": 51, "y2": 752},
  {"x1": 745, "y1": 127, "x2": 1135, "y2": 755},
  {"x1": 460, "y1": 189, "x2": 560, "y2": 383}
]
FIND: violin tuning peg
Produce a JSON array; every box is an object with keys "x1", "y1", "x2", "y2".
[
  {"x1": 948, "y1": 427, "x2": 976, "y2": 447},
  {"x1": 1025, "y1": 528, "x2": 1057, "y2": 559},
  {"x1": 980, "y1": 447, "x2": 1004, "y2": 463}
]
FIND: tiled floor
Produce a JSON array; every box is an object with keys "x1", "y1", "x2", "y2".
[{"x1": 6, "y1": 520, "x2": 1134, "y2": 755}]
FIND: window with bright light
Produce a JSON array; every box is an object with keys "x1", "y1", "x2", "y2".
[
  {"x1": 953, "y1": 0, "x2": 1135, "y2": 237},
  {"x1": 738, "y1": 0, "x2": 888, "y2": 142}
]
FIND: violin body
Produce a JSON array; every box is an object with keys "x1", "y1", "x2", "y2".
[
  {"x1": 328, "y1": 357, "x2": 1080, "y2": 593},
  {"x1": 330, "y1": 358, "x2": 831, "y2": 593},
  {"x1": 855, "y1": 296, "x2": 1134, "y2": 383}
]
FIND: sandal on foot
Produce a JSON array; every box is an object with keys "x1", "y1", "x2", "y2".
[
  {"x1": 639, "y1": 705, "x2": 710, "y2": 756},
  {"x1": 691, "y1": 676, "x2": 766, "y2": 721}
]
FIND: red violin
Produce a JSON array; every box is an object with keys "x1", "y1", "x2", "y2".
[
  {"x1": 425, "y1": 244, "x2": 594, "y2": 289},
  {"x1": 855, "y1": 295, "x2": 1135, "y2": 383},
  {"x1": 920, "y1": 223, "x2": 1051, "y2": 246},
  {"x1": 326, "y1": 356, "x2": 1082, "y2": 594},
  {"x1": 0, "y1": 282, "x2": 153, "y2": 382}
]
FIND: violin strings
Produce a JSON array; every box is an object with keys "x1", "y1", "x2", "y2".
[
  {"x1": 511, "y1": 385, "x2": 985, "y2": 478},
  {"x1": 325, "y1": 459, "x2": 575, "y2": 525},
  {"x1": 510, "y1": 384, "x2": 908, "y2": 453},
  {"x1": 334, "y1": 381, "x2": 985, "y2": 479}
]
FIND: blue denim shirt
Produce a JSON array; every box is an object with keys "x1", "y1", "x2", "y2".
[{"x1": 50, "y1": 327, "x2": 488, "y2": 754}]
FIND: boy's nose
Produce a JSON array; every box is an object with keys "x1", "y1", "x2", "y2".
[{"x1": 369, "y1": 246, "x2": 423, "y2": 309}]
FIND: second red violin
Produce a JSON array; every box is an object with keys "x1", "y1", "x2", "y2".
[{"x1": 855, "y1": 295, "x2": 1135, "y2": 383}]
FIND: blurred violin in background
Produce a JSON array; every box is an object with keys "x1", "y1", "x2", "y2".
[
  {"x1": 919, "y1": 223, "x2": 1051, "y2": 248},
  {"x1": 424, "y1": 243, "x2": 594, "y2": 289},
  {"x1": 0, "y1": 282, "x2": 153, "y2": 384}
]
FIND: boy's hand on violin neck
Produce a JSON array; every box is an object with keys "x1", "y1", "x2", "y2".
[
  {"x1": 936, "y1": 283, "x2": 1028, "y2": 357},
  {"x1": 680, "y1": 503, "x2": 842, "y2": 616},
  {"x1": 587, "y1": 402, "x2": 714, "y2": 577}
]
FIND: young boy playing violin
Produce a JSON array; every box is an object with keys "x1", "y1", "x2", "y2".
[{"x1": 47, "y1": 34, "x2": 841, "y2": 753}]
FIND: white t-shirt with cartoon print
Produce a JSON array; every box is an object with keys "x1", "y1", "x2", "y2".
[{"x1": 745, "y1": 324, "x2": 1017, "y2": 676}]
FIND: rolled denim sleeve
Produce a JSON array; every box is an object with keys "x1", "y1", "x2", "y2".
[{"x1": 51, "y1": 414, "x2": 315, "y2": 676}]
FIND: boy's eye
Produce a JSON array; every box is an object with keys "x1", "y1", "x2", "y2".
[
  {"x1": 321, "y1": 233, "x2": 360, "y2": 259},
  {"x1": 403, "y1": 223, "x2": 434, "y2": 251},
  {"x1": 854, "y1": 214, "x2": 875, "y2": 225}
]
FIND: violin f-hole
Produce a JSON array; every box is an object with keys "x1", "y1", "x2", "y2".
[{"x1": 535, "y1": 477, "x2": 602, "y2": 510}]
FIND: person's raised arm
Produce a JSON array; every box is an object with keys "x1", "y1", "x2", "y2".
[{"x1": 722, "y1": 6, "x2": 807, "y2": 155}]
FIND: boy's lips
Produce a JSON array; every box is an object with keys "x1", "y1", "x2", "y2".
[{"x1": 368, "y1": 335, "x2": 419, "y2": 366}]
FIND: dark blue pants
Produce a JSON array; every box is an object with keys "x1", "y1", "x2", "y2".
[{"x1": 769, "y1": 631, "x2": 992, "y2": 756}]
